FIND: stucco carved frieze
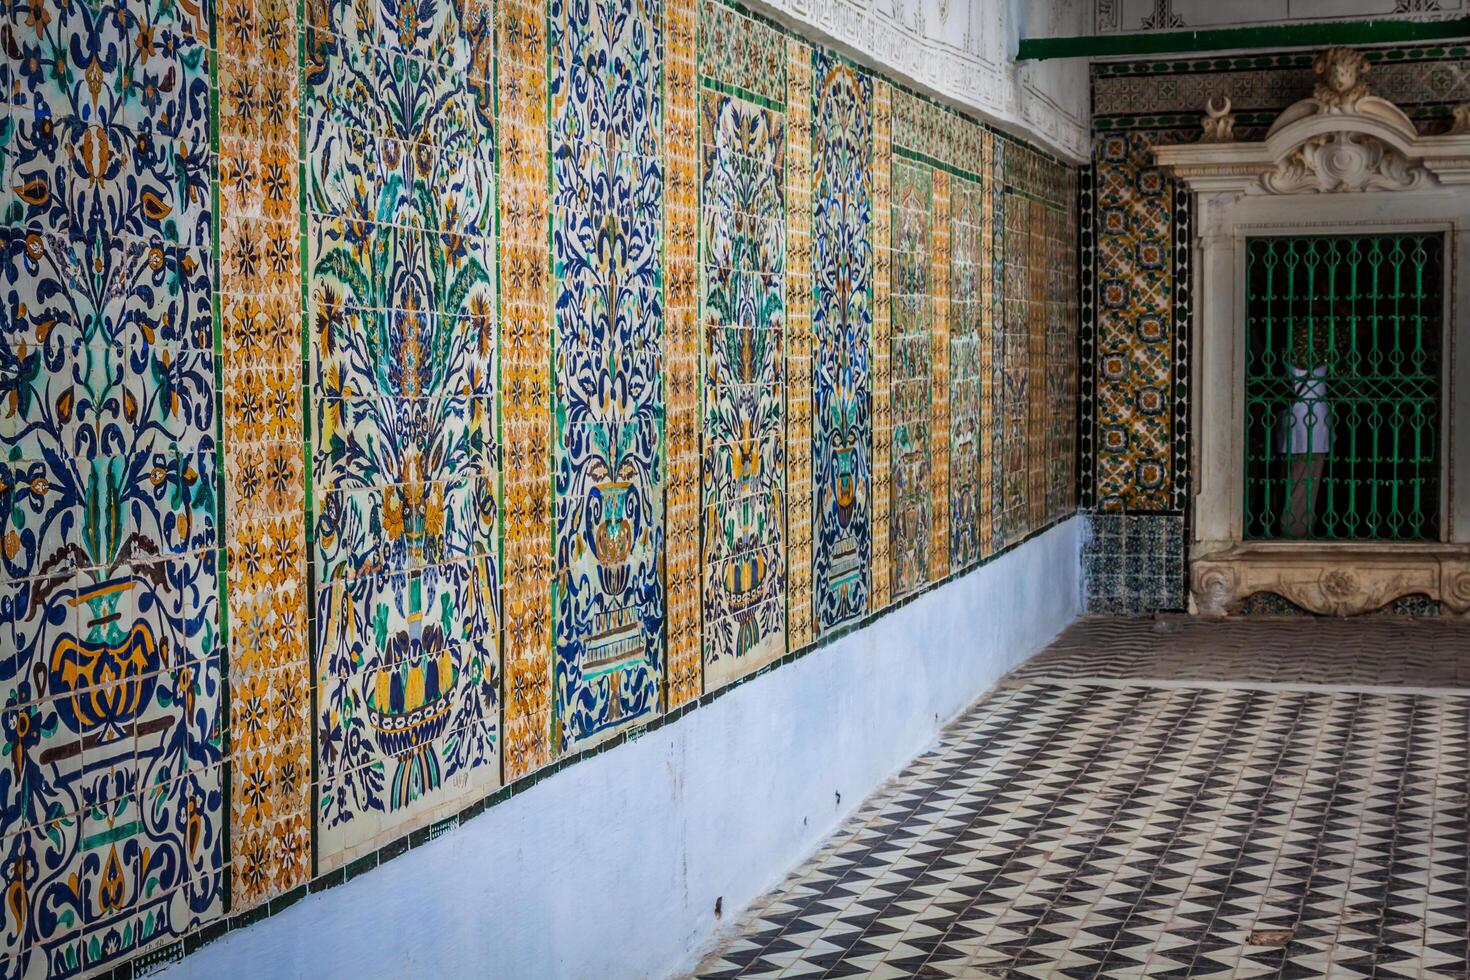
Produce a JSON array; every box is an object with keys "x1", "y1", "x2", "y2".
[
  {"x1": 747, "y1": 0, "x2": 1090, "y2": 161},
  {"x1": 1097, "y1": 0, "x2": 1466, "y2": 34}
]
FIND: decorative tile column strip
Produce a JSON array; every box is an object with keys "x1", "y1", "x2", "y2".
[
  {"x1": 1093, "y1": 134, "x2": 1173, "y2": 511},
  {"x1": 697, "y1": 4, "x2": 790, "y2": 692},
  {"x1": 306, "y1": 0, "x2": 502, "y2": 869},
  {"x1": 221, "y1": 0, "x2": 310, "y2": 907},
  {"x1": 1000, "y1": 185, "x2": 1027, "y2": 543},
  {"x1": 948, "y1": 173, "x2": 984, "y2": 570},
  {"x1": 994, "y1": 137, "x2": 1013, "y2": 548},
  {"x1": 928, "y1": 169, "x2": 951, "y2": 582},
  {"x1": 784, "y1": 38, "x2": 815, "y2": 649},
  {"x1": 870, "y1": 81, "x2": 893, "y2": 611},
  {"x1": 890, "y1": 158, "x2": 933, "y2": 600},
  {"x1": 1171, "y1": 182, "x2": 1192, "y2": 517},
  {"x1": 1046, "y1": 180, "x2": 1081, "y2": 522},
  {"x1": 979, "y1": 131, "x2": 996, "y2": 557},
  {"x1": 666, "y1": 0, "x2": 702, "y2": 707},
  {"x1": 811, "y1": 52, "x2": 873, "y2": 634},
  {"x1": 2, "y1": 0, "x2": 228, "y2": 967},
  {"x1": 549, "y1": 0, "x2": 667, "y2": 752},
  {"x1": 499, "y1": 0, "x2": 554, "y2": 779},
  {"x1": 1028, "y1": 195, "x2": 1049, "y2": 532}
]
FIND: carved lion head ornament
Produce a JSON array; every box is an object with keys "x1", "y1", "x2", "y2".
[{"x1": 1313, "y1": 47, "x2": 1370, "y2": 110}]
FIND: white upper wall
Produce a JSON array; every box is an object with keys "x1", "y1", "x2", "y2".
[
  {"x1": 1095, "y1": 0, "x2": 1464, "y2": 33},
  {"x1": 746, "y1": 0, "x2": 1093, "y2": 162}
]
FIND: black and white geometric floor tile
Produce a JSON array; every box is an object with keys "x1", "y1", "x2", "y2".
[
  {"x1": 1005, "y1": 617, "x2": 1470, "y2": 691},
  {"x1": 692, "y1": 683, "x2": 1470, "y2": 978}
]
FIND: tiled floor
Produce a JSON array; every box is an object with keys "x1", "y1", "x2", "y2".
[
  {"x1": 1005, "y1": 616, "x2": 1470, "y2": 691},
  {"x1": 692, "y1": 618, "x2": 1470, "y2": 978}
]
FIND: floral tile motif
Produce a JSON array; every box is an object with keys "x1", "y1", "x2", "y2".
[
  {"x1": 0, "y1": 0, "x2": 224, "y2": 973},
  {"x1": 889, "y1": 159, "x2": 934, "y2": 600},
  {"x1": 978, "y1": 131, "x2": 996, "y2": 558},
  {"x1": 698, "y1": 0, "x2": 785, "y2": 104},
  {"x1": 927, "y1": 170, "x2": 950, "y2": 583},
  {"x1": 949, "y1": 175, "x2": 984, "y2": 569},
  {"x1": 891, "y1": 87, "x2": 986, "y2": 178},
  {"x1": 699, "y1": 89, "x2": 787, "y2": 691},
  {"x1": 810, "y1": 52, "x2": 872, "y2": 635},
  {"x1": 999, "y1": 184, "x2": 1032, "y2": 546},
  {"x1": 304, "y1": 0, "x2": 500, "y2": 871},
  {"x1": 1043, "y1": 175, "x2": 1079, "y2": 524},
  {"x1": 782, "y1": 39, "x2": 815, "y2": 651},
  {"x1": 550, "y1": 0, "x2": 666, "y2": 751},
  {"x1": 665, "y1": 0, "x2": 701, "y2": 708}
]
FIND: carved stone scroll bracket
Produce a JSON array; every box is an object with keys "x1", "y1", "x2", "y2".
[{"x1": 1190, "y1": 547, "x2": 1470, "y2": 618}]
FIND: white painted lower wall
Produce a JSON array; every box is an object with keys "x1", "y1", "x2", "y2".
[{"x1": 165, "y1": 517, "x2": 1079, "y2": 980}]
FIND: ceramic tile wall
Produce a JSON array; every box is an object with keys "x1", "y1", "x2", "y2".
[
  {"x1": 548, "y1": 0, "x2": 667, "y2": 753},
  {"x1": 2, "y1": 0, "x2": 224, "y2": 974},
  {"x1": 697, "y1": 3, "x2": 788, "y2": 692},
  {"x1": 810, "y1": 51, "x2": 875, "y2": 636},
  {"x1": 889, "y1": 159, "x2": 935, "y2": 600},
  {"x1": 305, "y1": 0, "x2": 501, "y2": 871},
  {"x1": 0, "y1": 0, "x2": 1079, "y2": 974}
]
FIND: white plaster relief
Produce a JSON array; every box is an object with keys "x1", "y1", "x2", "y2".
[
  {"x1": 745, "y1": 0, "x2": 1091, "y2": 161},
  {"x1": 1097, "y1": 0, "x2": 1464, "y2": 33}
]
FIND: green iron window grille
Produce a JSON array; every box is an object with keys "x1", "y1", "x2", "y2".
[{"x1": 1244, "y1": 233, "x2": 1444, "y2": 542}]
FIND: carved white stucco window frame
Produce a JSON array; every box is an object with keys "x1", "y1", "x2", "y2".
[{"x1": 1153, "y1": 50, "x2": 1470, "y2": 616}]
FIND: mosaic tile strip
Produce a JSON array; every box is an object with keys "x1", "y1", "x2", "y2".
[
  {"x1": 949, "y1": 174, "x2": 984, "y2": 569},
  {"x1": 666, "y1": 0, "x2": 702, "y2": 707},
  {"x1": 549, "y1": 0, "x2": 667, "y2": 751},
  {"x1": 928, "y1": 170, "x2": 950, "y2": 584},
  {"x1": 870, "y1": 81, "x2": 893, "y2": 612},
  {"x1": 783, "y1": 39, "x2": 815, "y2": 650},
  {"x1": 810, "y1": 52, "x2": 873, "y2": 634},
  {"x1": 698, "y1": 0, "x2": 786, "y2": 105},
  {"x1": 1093, "y1": 133, "x2": 1173, "y2": 512},
  {"x1": 305, "y1": 0, "x2": 502, "y2": 871},
  {"x1": 1, "y1": 0, "x2": 225, "y2": 972},
  {"x1": 697, "y1": 84, "x2": 787, "y2": 692},
  {"x1": 889, "y1": 159, "x2": 934, "y2": 600},
  {"x1": 1077, "y1": 164, "x2": 1097, "y2": 512},
  {"x1": 498, "y1": 0, "x2": 555, "y2": 780},
  {"x1": 1170, "y1": 184, "x2": 1192, "y2": 517},
  {"x1": 1026, "y1": 196, "x2": 1048, "y2": 533},
  {"x1": 222, "y1": 0, "x2": 309, "y2": 907}
]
